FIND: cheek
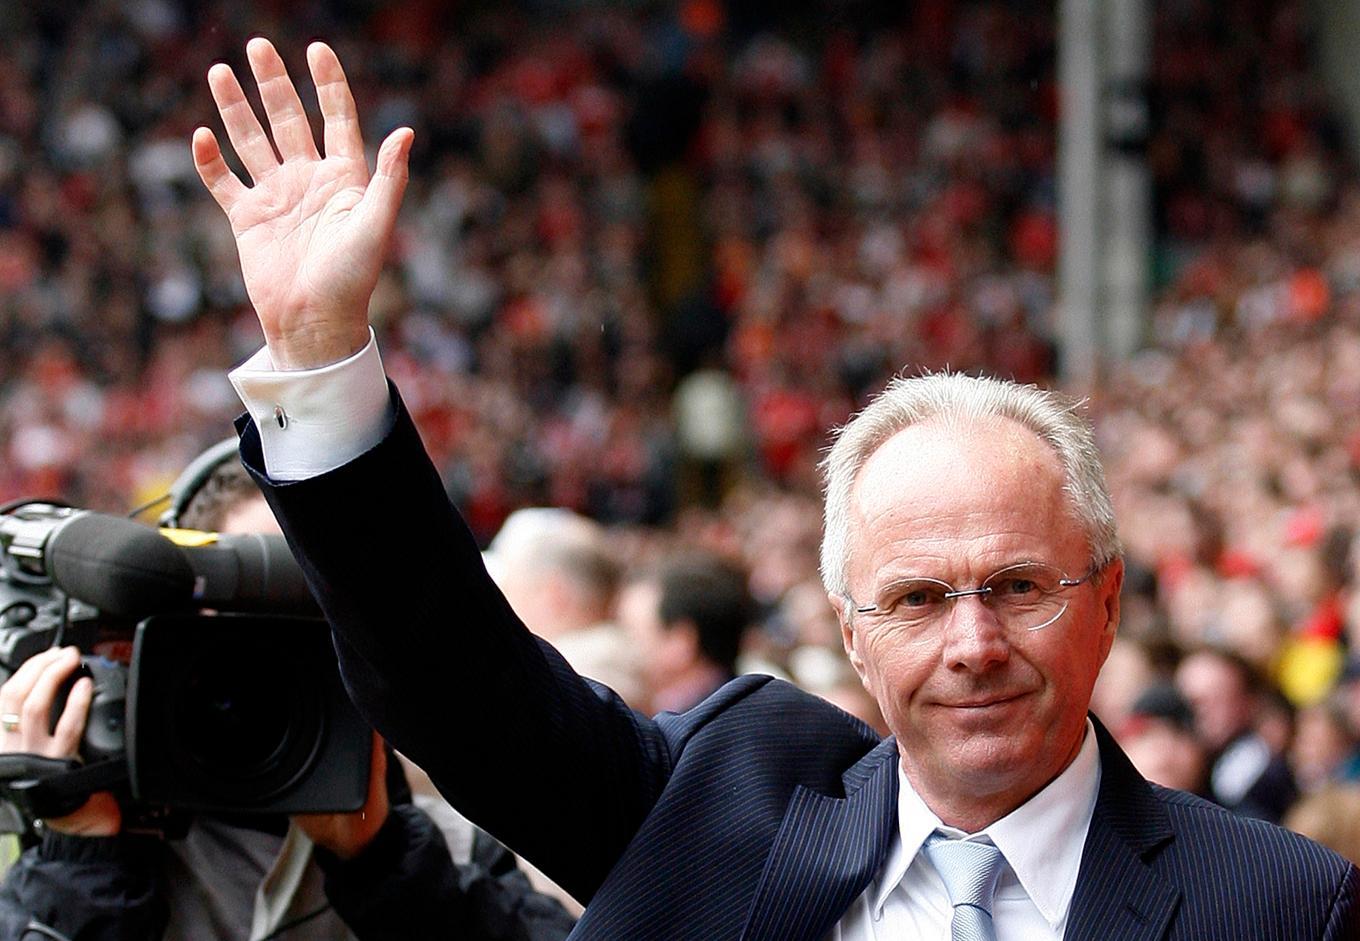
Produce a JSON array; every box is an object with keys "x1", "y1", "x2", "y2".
[
  {"x1": 857, "y1": 631, "x2": 932, "y2": 703},
  {"x1": 1042, "y1": 632, "x2": 1108, "y2": 706}
]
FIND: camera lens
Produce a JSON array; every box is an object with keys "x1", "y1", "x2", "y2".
[
  {"x1": 167, "y1": 645, "x2": 324, "y2": 804},
  {"x1": 182, "y1": 661, "x2": 292, "y2": 770},
  {"x1": 129, "y1": 614, "x2": 368, "y2": 814}
]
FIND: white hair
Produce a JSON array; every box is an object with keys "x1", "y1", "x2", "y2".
[{"x1": 819, "y1": 372, "x2": 1121, "y2": 598}]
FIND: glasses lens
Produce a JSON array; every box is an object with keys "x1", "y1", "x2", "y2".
[
  {"x1": 890, "y1": 578, "x2": 951, "y2": 620},
  {"x1": 980, "y1": 562, "x2": 1068, "y2": 632}
]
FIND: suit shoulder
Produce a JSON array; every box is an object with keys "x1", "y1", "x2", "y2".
[
  {"x1": 660, "y1": 675, "x2": 876, "y2": 739},
  {"x1": 1153, "y1": 783, "x2": 1356, "y2": 883},
  {"x1": 656, "y1": 676, "x2": 882, "y2": 784}
]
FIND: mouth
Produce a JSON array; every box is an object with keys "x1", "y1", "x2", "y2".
[{"x1": 944, "y1": 692, "x2": 1030, "y2": 710}]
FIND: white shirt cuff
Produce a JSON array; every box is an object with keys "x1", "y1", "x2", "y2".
[{"x1": 229, "y1": 329, "x2": 394, "y2": 480}]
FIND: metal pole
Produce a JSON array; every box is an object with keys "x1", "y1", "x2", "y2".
[
  {"x1": 1103, "y1": 0, "x2": 1152, "y2": 361},
  {"x1": 1057, "y1": 0, "x2": 1103, "y2": 386}
]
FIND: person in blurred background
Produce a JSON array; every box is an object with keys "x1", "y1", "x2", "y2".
[
  {"x1": 482, "y1": 506, "x2": 641, "y2": 708},
  {"x1": 1117, "y1": 682, "x2": 1210, "y2": 796},
  {"x1": 1286, "y1": 785, "x2": 1360, "y2": 867},
  {"x1": 1175, "y1": 647, "x2": 1298, "y2": 822},
  {"x1": 616, "y1": 550, "x2": 753, "y2": 713},
  {"x1": 1291, "y1": 695, "x2": 1360, "y2": 791}
]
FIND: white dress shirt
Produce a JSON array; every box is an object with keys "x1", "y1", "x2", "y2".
[
  {"x1": 230, "y1": 336, "x2": 1103, "y2": 940},
  {"x1": 831, "y1": 720, "x2": 1101, "y2": 940},
  {"x1": 230, "y1": 332, "x2": 394, "y2": 479}
]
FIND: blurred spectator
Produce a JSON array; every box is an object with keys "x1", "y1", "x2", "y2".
[
  {"x1": 617, "y1": 550, "x2": 754, "y2": 714},
  {"x1": 1285, "y1": 786, "x2": 1360, "y2": 866},
  {"x1": 1176, "y1": 648, "x2": 1299, "y2": 822},
  {"x1": 1090, "y1": 637, "x2": 1159, "y2": 732},
  {"x1": 1118, "y1": 683, "x2": 1210, "y2": 795},
  {"x1": 483, "y1": 506, "x2": 642, "y2": 707},
  {"x1": 1291, "y1": 696, "x2": 1360, "y2": 791}
]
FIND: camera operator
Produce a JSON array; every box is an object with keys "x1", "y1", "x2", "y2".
[{"x1": 0, "y1": 450, "x2": 577, "y2": 941}]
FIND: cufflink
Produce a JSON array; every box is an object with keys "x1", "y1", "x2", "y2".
[{"x1": 273, "y1": 405, "x2": 289, "y2": 430}]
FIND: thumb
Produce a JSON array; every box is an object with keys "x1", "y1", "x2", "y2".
[{"x1": 356, "y1": 127, "x2": 414, "y2": 244}]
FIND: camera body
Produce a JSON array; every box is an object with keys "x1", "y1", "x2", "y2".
[{"x1": 0, "y1": 502, "x2": 368, "y2": 822}]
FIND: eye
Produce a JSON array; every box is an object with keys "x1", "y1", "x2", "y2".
[
  {"x1": 901, "y1": 587, "x2": 935, "y2": 607},
  {"x1": 993, "y1": 576, "x2": 1039, "y2": 597},
  {"x1": 886, "y1": 580, "x2": 949, "y2": 612},
  {"x1": 983, "y1": 564, "x2": 1063, "y2": 600}
]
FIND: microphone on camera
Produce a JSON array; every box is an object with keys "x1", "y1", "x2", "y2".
[{"x1": 43, "y1": 512, "x2": 319, "y2": 618}]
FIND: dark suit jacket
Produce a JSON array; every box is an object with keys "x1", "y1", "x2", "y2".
[{"x1": 242, "y1": 392, "x2": 1360, "y2": 941}]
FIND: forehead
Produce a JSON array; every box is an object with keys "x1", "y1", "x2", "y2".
[{"x1": 848, "y1": 416, "x2": 1083, "y2": 575}]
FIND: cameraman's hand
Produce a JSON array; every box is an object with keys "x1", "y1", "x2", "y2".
[
  {"x1": 293, "y1": 732, "x2": 388, "y2": 859},
  {"x1": 0, "y1": 647, "x2": 121, "y2": 837},
  {"x1": 191, "y1": 38, "x2": 413, "y2": 370}
]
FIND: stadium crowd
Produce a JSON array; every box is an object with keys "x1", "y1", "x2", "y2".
[{"x1": 4, "y1": 0, "x2": 1360, "y2": 883}]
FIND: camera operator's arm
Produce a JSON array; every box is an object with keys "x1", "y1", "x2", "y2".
[
  {"x1": 0, "y1": 648, "x2": 167, "y2": 941},
  {"x1": 298, "y1": 737, "x2": 573, "y2": 941},
  {"x1": 318, "y1": 813, "x2": 576, "y2": 941}
]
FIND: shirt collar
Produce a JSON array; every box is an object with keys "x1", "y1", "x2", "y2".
[{"x1": 871, "y1": 718, "x2": 1102, "y2": 926}]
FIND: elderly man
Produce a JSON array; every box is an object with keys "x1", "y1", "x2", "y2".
[{"x1": 195, "y1": 39, "x2": 1358, "y2": 940}]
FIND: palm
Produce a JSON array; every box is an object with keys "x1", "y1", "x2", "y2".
[
  {"x1": 193, "y1": 39, "x2": 412, "y2": 368},
  {"x1": 229, "y1": 158, "x2": 371, "y2": 337}
]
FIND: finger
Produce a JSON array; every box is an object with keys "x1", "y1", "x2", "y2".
[
  {"x1": 20, "y1": 649, "x2": 81, "y2": 743},
  {"x1": 246, "y1": 37, "x2": 320, "y2": 163},
  {"x1": 355, "y1": 128, "x2": 414, "y2": 244},
  {"x1": 207, "y1": 61, "x2": 279, "y2": 183},
  {"x1": 50, "y1": 677, "x2": 92, "y2": 758},
  {"x1": 192, "y1": 127, "x2": 249, "y2": 210},
  {"x1": 369, "y1": 732, "x2": 387, "y2": 798},
  {"x1": 0, "y1": 647, "x2": 73, "y2": 716},
  {"x1": 307, "y1": 42, "x2": 365, "y2": 162}
]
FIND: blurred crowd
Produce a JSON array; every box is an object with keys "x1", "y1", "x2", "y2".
[{"x1": 5, "y1": 0, "x2": 1360, "y2": 868}]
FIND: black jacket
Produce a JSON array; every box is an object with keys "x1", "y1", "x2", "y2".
[{"x1": 0, "y1": 802, "x2": 575, "y2": 941}]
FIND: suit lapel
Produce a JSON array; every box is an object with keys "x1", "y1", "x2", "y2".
[
  {"x1": 741, "y1": 738, "x2": 899, "y2": 941},
  {"x1": 1066, "y1": 720, "x2": 1181, "y2": 941}
]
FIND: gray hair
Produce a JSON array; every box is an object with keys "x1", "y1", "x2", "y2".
[
  {"x1": 483, "y1": 507, "x2": 619, "y2": 606},
  {"x1": 819, "y1": 372, "x2": 1121, "y2": 598}
]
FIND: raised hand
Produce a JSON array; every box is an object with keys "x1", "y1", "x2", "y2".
[{"x1": 192, "y1": 38, "x2": 413, "y2": 370}]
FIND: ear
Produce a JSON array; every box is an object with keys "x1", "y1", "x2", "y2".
[
  {"x1": 829, "y1": 592, "x2": 871, "y2": 691},
  {"x1": 1095, "y1": 558, "x2": 1124, "y2": 662}
]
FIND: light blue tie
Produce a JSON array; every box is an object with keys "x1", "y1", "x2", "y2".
[{"x1": 923, "y1": 833, "x2": 1005, "y2": 941}]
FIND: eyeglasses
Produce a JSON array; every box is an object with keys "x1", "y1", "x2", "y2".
[{"x1": 848, "y1": 560, "x2": 1101, "y2": 640}]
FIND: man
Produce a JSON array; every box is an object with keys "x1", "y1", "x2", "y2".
[
  {"x1": 0, "y1": 447, "x2": 575, "y2": 940},
  {"x1": 483, "y1": 507, "x2": 640, "y2": 707},
  {"x1": 195, "y1": 38, "x2": 1359, "y2": 939},
  {"x1": 1117, "y1": 683, "x2": 1210, "y2": 797},
  {"x1": 616, "y1": 552, "x2": 753, "y2": 714},
  {"x1": 1175, "y1": 646, "x2": 1298, "y2": 821}
]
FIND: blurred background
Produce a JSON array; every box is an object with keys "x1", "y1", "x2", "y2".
[{"x1": 6, "y1": 0, "x2": 1360, "y2": 861}]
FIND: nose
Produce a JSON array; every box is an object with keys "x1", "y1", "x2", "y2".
[{"x1": 939, "y1": 594, "x2": 1011, "y2": 673}]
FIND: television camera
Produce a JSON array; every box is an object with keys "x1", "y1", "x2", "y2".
[{"x1": 0, "y1": 497, "x2": 369, "y2": 833}]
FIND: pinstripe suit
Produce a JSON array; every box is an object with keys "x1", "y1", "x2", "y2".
[{"x1": 242, "y1": 393, "x2": 1360, "y2": 941}]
